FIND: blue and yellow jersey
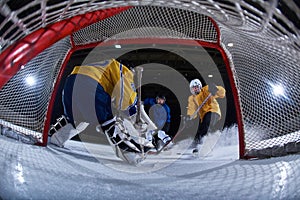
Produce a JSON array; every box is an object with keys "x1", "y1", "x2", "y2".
[{"x1": 70, "y1": 59, "x2": 137, "y2": 112}]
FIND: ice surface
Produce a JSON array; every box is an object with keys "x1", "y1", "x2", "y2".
[{"x1": 1, "y1": 125, "x2": 300, "y2": 200}]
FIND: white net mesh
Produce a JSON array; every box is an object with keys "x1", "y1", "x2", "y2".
[
  {"x1": 72, "y1": 6, "x2": 218, "y2": 45},
  {"x1": 0, "y1": 0, "x2": 299, "y2": 158},
  {"x1": 0, "y1": 37, "x2": 71, "y2": 134},
  {"x1": 220, "y1": 25, "x2": 300, "y2": 154}
]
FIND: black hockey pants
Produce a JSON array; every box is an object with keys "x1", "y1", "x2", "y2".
[{"x1": 194, "y1": 112, "x2": 220, "y2": 143}]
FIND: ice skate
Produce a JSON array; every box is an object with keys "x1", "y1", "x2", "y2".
[
  {"x1": 192, "y1": 144, "x2": 201, "y2": 157},
  {"x1": 121, "y1": 117, "x2": 155, "y2": 149},
  {"x1": 190, "y1": 138, "x2": 203, "y2": 157},
  {"x1": 158, "y1": 130, "x2": 171, "y2": 144},
  {"x1": 150, "y1": 130, "x2": 172, "y2": 153}
]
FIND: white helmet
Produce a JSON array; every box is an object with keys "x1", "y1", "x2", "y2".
[{"x1": 189, "y1": 79, "x2": 202, "y2": 95}]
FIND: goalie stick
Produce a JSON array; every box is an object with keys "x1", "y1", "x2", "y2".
[
  {"x1": 134, "y1": 66, "x2": 143, "y2": 125},
  {"x1": 149, "y1": 93, "x2": 212, "y2": 155},
  {"x1": 133, "y1": 66, "x2": 146, "y2": 158}
]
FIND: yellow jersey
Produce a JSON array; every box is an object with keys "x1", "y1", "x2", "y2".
[
  {"x1": 187, "y1": 85, "x2": 225, "y2": 122},
  {"x1": 71, "y1": 59, "x2": 137, "y2": 111}
]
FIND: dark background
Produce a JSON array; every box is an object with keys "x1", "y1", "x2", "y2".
[{"x1": 50, "y1": 46, "x2": 237, "y2": 141}]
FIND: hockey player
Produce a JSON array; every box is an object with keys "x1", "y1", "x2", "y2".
[
  {"x1": 143, "y1": 94, "x2": 172, "y2": 150},
  {"x1": 50, "y1": 59, "x2": 156, "y2": 164},
  {"x1": 187, "y1": 79, "x2": 226, "y2": 146},
  {"x1": 144, "y1": 95, "x2": 171, "y2": 134}
]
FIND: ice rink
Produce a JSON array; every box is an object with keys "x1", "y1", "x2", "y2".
[
  {"x1": 0, "y1": 1, "x2": 299, "y2": 199},
  {"x1": 1, "y1": 125, "x2": 300, "y2": 200}
]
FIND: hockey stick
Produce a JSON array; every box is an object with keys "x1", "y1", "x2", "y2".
[
  {"x1": 149, "y1": 93, "x2": 212, "y2": 155},
  {"x1": 135, "y1": 66, "x2": 143, "y2": 125},
  {"x1": 172, "y1": 92, "x2": 212, "y2": 141},
  {"x1": 188, "y1": 93, "x2": 212, "y2": 120},
  {"x1": 134, "y1": 66, "x2": 146, "y2": 158}
]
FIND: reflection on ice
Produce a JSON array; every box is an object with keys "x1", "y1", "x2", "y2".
[{"x1": 15, "y1": 162, "x2": 25, "y2": 184}]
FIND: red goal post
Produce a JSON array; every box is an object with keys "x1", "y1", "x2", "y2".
[{"x1": 0, "y1": 1, "x2": 299, "y2": 159}]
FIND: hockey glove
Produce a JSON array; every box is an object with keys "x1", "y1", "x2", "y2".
[{"x1": 208, "y1": 83, "x2": 218, "y2": 96}]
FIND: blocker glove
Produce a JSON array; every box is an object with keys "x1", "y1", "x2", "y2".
[{"x1": 208, "y1": 83, "x2": 218, "y2": 96}]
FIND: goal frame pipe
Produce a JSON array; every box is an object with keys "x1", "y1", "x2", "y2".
[
  {"x1": 0, "y1": 7, "x2": 245, "y2": 159},
  {"x1": 208, "y1": 16, "x2": 245, "y2": 159},
  {"x1": 0, "y1": 7, "x2": 131, "y2": 90}
]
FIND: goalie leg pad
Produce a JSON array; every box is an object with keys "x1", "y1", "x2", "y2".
[
  {"x1": 103, "y1": 126, "x2": 146, "y2": 165},
  {"x1": 102, "y1": 119, "x2": 153, "y2": 164},
  {"x1": 102, "y1": 120, "x2": 139, "y2": 152},
  {"x1": 129, "y1": 104, "x2": 157, "y2": 133},
  {"x1": 122, "y1": 119, "x2": 154, "y2": 148},
  {"x1": 115, "y1": 147, "x2": 146, "y2": 165},
  {"x1": 50, "y1": 123, "x2": 77, "y2": 147},
  {"x1": 50, "y1": 122, "x2": 89, "y2": 147}
]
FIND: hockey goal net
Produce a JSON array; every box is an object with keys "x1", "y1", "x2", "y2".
[{"x1": 0, "y1": 0, "x2": 299, "y2": 159}]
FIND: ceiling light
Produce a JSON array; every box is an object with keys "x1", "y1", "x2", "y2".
[
  {"x1": 25, "y1": 76, "x2": 36, "y2": 86},
  {"x1": 269, "y1": 82, "x2": 286, "y2": 98}
]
